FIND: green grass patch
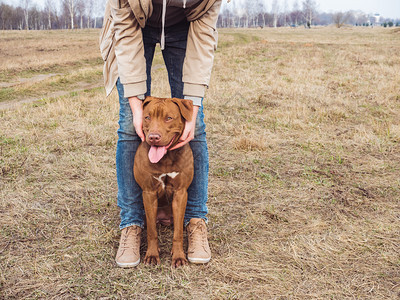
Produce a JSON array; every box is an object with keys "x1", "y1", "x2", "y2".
[
  {"x1": 0, "y1": 135, "x2": 28, "y2": 177},
  {"x1": 0, "y1": 87, "x2": 16, "y2": 102},
  {"x1": 218, "y1": 32, "x2": 261, "y2": 50},
  {"x1": 0, "y1": 67, "x2": 103, "y2": 103},
  {"x1": 0, "y1": 57, "x2": 103, "y2": 82}
]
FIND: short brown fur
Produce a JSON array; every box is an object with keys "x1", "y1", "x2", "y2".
[{"x1": 134, "y1": 96, "x2": 194, "y2": 267}]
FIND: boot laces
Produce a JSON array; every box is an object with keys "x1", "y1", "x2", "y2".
[
  {"x1": 188, "y1": 221, "x2": 207, "y2": 248},
  {"x1": 121, "y1": 227, "x2": 140, "y2": 251}
]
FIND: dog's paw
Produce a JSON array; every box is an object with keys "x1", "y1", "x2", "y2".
[
  {"x1": 171, "y1": 254, "x2": 188, "y2": 268},
  {"x1": 144, "y1": 250, "x2": 160, "y2": 265}
]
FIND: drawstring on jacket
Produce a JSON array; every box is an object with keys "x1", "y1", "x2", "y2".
[
  {"x1": 160, "y1": 0, "x2": 187, "y2": 50},
  {"x1": 160, "y1": 0, "x2": 167, "y2": 50}
]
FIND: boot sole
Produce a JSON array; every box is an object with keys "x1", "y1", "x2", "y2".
[
  {"x1": 187, "y1": 256, "x2": 211, "y2": 264},
  {"x1": 116, "y1": 258, "x2": 140, "y2": 268}
]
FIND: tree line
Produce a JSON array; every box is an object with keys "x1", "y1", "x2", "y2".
[
  {"x1": 1, "y1": 0, "x2": 399, "y2": 30},
  {"x1": 217, "y1": 0, "x2": 400, "y2": 28},
  {"x1": 0, "y1": 0, "x2": 105, "y2": 30}
]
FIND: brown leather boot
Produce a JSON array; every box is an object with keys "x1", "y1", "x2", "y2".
[
  {"x1": 186, "y1": 218, "x2": 211, "y2": 264},
  {"x1": 115, "y1": 225, "x2": 142, "y2": 267}
]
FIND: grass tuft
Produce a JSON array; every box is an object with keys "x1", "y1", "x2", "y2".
[{"x1": 233, "y1": 137, "x2": 267, "y2": 151}]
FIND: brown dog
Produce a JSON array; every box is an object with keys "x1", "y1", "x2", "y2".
[{"x1": 134, "y1": 96, "x2": 194, "y2": 267}]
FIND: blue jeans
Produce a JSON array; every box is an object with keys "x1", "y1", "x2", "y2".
[{"x1": 116, "y1": 22, "x2": 209, "y2": 230}]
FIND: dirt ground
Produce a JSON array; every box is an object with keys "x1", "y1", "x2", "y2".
[{"x1": 1, "y1": 27, "x2": 400, "y2": 299}]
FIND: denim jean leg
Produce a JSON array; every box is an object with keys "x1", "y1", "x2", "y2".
[
  {"x1": 142, "y1": 26, "x2": 159, "y2": 96},
  {"x1": 161, "y1": 22, "x2": 189, "y2": 98},
  {"x1": 185, "y1": 105, "x2": 209, "y2": 226},
  {"x1": 116, "y1": 78, "x2": 145, "y2": 229},
  {"x1": 162, "y1": 45, "x2": 186, "y2": 98}
]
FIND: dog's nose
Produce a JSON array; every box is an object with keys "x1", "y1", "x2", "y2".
[{"x1": 148, "y1": 133, "x2": 161, "y2": 144}]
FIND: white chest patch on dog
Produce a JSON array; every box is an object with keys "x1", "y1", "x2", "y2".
[
  {"x1": 153, "y1": 172, "x2": 179, "y2": 189},
  {"x1": 167, "y1": 172, "x2": 179, "y2": 178}
]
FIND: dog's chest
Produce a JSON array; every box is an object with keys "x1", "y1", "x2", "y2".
[{"x1": 152, "y1": 172, "x2": 179, "y2": 191}]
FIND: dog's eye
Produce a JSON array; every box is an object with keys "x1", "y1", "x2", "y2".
[
  {"x1": 166, "y1": 116, "x2": 173, "y2": 121},
  {"x1": 145, "y1": 116, "x2": 151, "y2": 121}
]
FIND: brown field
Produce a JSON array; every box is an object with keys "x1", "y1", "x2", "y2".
[
  {"x1": 1, "y1": 27, "x2": 400, "y2": 299},
  {"x1": 0, "y1": 29, "x2": 103, "y2": 107}
]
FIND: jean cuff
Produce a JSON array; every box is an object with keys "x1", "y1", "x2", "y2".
[
  {"x1": 184, "y1": 217, "x2": 208, "y2": 227},
  {"x1": 120, "y1": 222, "x2": 145, "y2": 230}
]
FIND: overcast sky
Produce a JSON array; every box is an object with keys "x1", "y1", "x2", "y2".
[
  {"x1": 313, "y1": 0, "x2": 399, "y2": 19},
  {"x1": 3, "y1": 0, "x2": 400, "y2": 19},
  {"x1": 231, "y1": 0, "x2": 400, "y2": 19}
]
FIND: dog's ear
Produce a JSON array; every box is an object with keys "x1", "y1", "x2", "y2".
[
  {"x1": 171, "y1": 98, "x2": 193, "y2": 122},
  {"x1": 143, "y1": 96, "x2": 155, "y2": 108}
]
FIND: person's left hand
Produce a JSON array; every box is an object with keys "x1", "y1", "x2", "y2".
[{"x1": 169, "y1": 105, "x2": 199, "y2": 150}]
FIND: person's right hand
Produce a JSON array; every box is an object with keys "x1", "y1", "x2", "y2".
[{"x1": 128, "y1": 96, "x2": 145, "y2": 142}]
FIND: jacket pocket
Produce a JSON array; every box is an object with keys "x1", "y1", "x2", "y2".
[{"x1": 99, "y1": 15, "x2": 115, "y2": 61}]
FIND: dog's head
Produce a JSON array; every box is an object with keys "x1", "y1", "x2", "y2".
[{"x1": 142, "y1": 96, "x2": 193, "y2": 163}]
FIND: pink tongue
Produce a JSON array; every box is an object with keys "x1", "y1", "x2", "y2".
[{"x1": 148, "y1": 146, "x2": 167, "y2": 163}]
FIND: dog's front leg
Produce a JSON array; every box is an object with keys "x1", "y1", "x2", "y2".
[
  {"x1": 171, "y1": 189, "x2": 188, "y2": 267},
  {"x1": 143, "y1": 191, "x2": 160, "y2": 265}
]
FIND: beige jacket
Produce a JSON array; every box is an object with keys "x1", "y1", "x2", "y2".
[{"x1": 100, "y1": 0, "x2": 222, "y2": 100}]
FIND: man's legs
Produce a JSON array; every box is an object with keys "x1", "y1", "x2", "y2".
[
  {"x1": 115, "y1": 79, "x2": 145, "y2": 267},
  {"x1": 116, "y1": 25, "x2": 159, "y2": 230},
  {"x1": 115, "y1": 26, "x2": 160, "y2": 267},
  {"x1": 116, "y1": 79, "x2": 145, "y2": 230}
]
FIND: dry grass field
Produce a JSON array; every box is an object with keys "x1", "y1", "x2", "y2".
[
  {"x1": 1, "y1": 27, "x2": 400, "y2": 299},
  {"x1": 0, "y1": 30, "x2": 103, "y2": 108}
]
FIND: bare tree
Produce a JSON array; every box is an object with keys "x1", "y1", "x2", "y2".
[
  {"x1": 333, "y1": 11, "x2": 352, "y2": 28},
  {"x1": 257, "y1": 0, "x2": 267, "y2": 28},
  {"x1": 93, "y1": 0, "x2": 107, "y2": 28},
  {"x1": 271, "y1": 0, "x2": 280, "y2": 28},
  {"x1": 76, "y1": 0, "x2": 85, "y2": 29},
  {"x1": 86, "y1": 0, "x2": 94, "y2": 28},
  {"x1": 241, "y1": 2, "x2": 249, "y2": 27},
  {"x1": 282, "y1": 0, "x2": 289, "y2": 26},
  {"x1": 218, "y1": 5, "x2": 235, "y2": 28},
  {"x1": 44, "y1": 0, "x2": 54, "y2": 29},
  {"x1": 14, "y1": 7, "x2": 25, "y2": 29},
  {"x1": 302, "y1": 0, "x2": 317, "y2": 28},
  {"x1": 245, "y1": 0, "x2": 259, "y2": 27},
  {"x1": 29, "y1": 5, "x2": 40, "y2": 29},
  {"x1": 230, "y1": 0, "x2": 238, "y2": 27},
  {"x1": 2, "y1": 0, "x2": 397, "y2": 30},
  {"x1": 355, "y1": 13, "x2": 368, "y2": 26},
  {"x1": 0, "y1": 3, "x2": 13, "y2": 30},
  {"x1": 290, "y1": 0, "x2": 302, "y2": 26},
  {"x1": 20, "y1": 0, "x2": 31, "y2": 30},
  {"x1": 62, "y1": 0, "x2": 75, "y2": 29}
]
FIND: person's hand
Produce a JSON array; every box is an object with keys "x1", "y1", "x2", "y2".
[
  {"x1": 128, "y1": 96, "x2": 145, "y2": 142},
  {"x1": 170, "y1": 105, "x2": 199, "y2": 150}
]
